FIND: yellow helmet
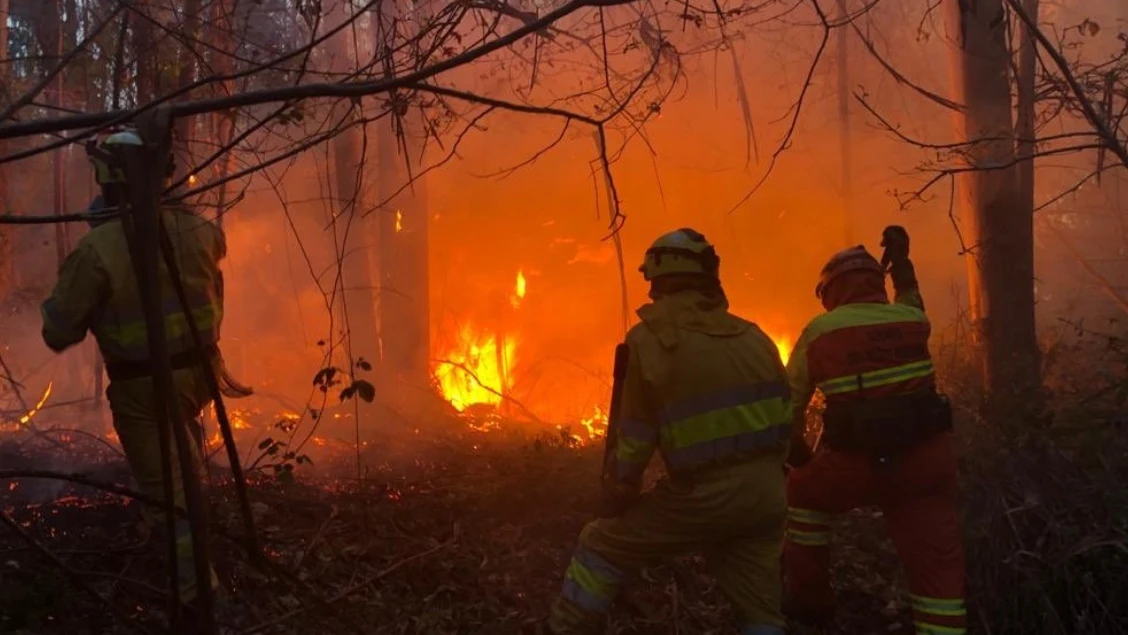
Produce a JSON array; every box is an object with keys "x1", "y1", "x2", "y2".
[
  {"x1": 638, "y1": 228, "x2": 720, "y2": 281},
  {"x1": 85, "y1": 130, "x2": 144, "y2": 185}
]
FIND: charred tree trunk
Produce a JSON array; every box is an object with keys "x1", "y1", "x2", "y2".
[
  {"x1": 375, "y1": 114, "x2": 431, "y2": 392},
  {"x1": 374, "y1": 6, "x2": 431, "y2": 395},
  {"x1": 947, "y1": 0, "x2": 1041, "y2": 418},
  {"x1": 326, "y1": 1, "x2": 380, "y2": 374},
  {"x1": 0, "y1": 0, "x2": 10, "y2": 300}
]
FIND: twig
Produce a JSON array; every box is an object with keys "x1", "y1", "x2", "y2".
[
  {"x1": 0, "y1": 3, "x2": 126, "y2": 123},
  {"x1": 241, "y1": 523, "x2": 460, "y2": 634},
  {"x1": 1005, "y1": 0, "x2": 1128, "y2": 169},
  {"x1": 0, "y1": 0, "x2": 638, "y2": 143},
  {"x1": 726, "y1": 0, "x2": 831, "y2": 213},
  {"x1": 0, "y1": 509, "x2": 156, "y2": 635}
]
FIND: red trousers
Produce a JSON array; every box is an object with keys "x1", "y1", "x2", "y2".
[{"x1": 784, "y1": 432, "x2": 967, "y2": 634}]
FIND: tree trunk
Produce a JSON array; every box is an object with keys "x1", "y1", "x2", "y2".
[
  {"x1": 133, "y1": 0, "x2": 156, "y2": 105},
  {"x1": 173, "y1": 0, "x2": 201, "y2": 174},
  {"x1": 1015, "y1": 0, "x2": 1037, "y2": 228},
  {"x1": 947, "y1": 0, "x2": 1042, "y2": 418},
  {"x1": 0, "y1": 0, "x2": 10, "y2": 300},
  {"x1": 326, "y1": 0, "x2": 381, "y2": 372},
  {"x1": 836, "y1": 0, "x2": 854, "y2": 247},
  {"x1": 373, "y1": 5, "x2": 431, "y2": 394},
  {"x1": 376, "y1": 115, "x2": 431, "y2": 391},
  {"x1": 208, "y1": 0, "x2": 237, "y2": 227}
]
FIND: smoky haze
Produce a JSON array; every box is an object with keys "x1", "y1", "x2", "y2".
[{"x1": 2, "y1": 0, "x2": 1125, "y2": 458}]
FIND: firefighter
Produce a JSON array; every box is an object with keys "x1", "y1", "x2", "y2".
[
  {"x1": 783, "y1": 227, "x2": 967, "y2": 634},
  {"x1": 40, "y1": 129, "x2": 224, "y2": 604},
  {"x1": 548, "y1": 228, "x2": 792, "y2": 635}
]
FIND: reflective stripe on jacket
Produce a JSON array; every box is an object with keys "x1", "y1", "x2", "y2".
[
  {"x1": 610, "y1": 290, "x2": 791, "y2": 484},
  {"x1": 41, "y1": 206, "x2": 226, "y2": 363},
  {"x1": 787, "y1": 286, "x2": 933, "y2": 422}
]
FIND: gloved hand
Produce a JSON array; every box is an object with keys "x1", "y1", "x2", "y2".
[
  {"x1": 880, "y1": 225, "x2": 910, "y2": 270},
  {"x1": 786, "y1": 438, "x2": 813, "y2": 471}
]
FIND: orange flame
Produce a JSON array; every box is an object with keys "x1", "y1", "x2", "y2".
[
  {"x1": 395, "y1": 210, "x2": 403, "y2": 233},
  {"x1": 434, "y1": 324, "x2": 517, "y2": 412},
  {"x1": 510, "y1": 270, "x2": 527, "y2": 309},
  {"x1": 580, "y1": 405, "x2": 608, "y2": 439},
  {"x1": 773, "y1": 336, "x2": 793, "y2": 366}
]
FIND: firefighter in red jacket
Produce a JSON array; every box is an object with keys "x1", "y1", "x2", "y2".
[{"x1": 783, "y1": 227, "x2": 967, "y2": 634}]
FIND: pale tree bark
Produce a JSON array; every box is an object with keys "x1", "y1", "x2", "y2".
[
  {"x1": 374, "y1": 3, "x2": 431, "y2": 394},
  {"x1": 326, "y1": 0, "x2": 381, "y2": 374},
  {"x1": 947, "y1": 0, "x2": 1041, "y2": 418}
]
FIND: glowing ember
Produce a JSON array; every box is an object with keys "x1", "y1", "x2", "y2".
[
  {"x1": 2, "y1": 382, "x2": 54, "y2": 431},
  {"x1": 434, "y1": 324, "x2": 517, "y2": 412},
  {"x1": 229, "y1": 409, "x2": 253, "y2": 430},
  {"x1": 187, "y1": 174, "x2": 198, "y2": 186},
  {"x1": 395, "y1": 210, "x2": 403, "y2": 233},
  {"x1": 511, "y1": 270, "x2": 527, "y2": 308}
]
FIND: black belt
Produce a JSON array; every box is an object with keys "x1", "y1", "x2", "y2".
[
  {"x1": 105, "y1": 345, "x2": 218, "y2": 382},
  {"x1": 822, "y1": 390, "x2": 952, "y2": 458}
]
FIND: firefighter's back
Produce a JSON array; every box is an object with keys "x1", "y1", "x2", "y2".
[{"x1": 82, "y1": 206, "x2": 225, "y2": 364}]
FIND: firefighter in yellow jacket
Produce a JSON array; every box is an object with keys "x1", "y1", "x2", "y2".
[
  {"x1": 40, "y1": 130, "x2": 223, "y2": 603},
  {"x1": 548, "y1": 228, "x2": 792, "y2": 635}
]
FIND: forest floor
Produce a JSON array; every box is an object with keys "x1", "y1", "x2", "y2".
[{"x1": 0, "y1": 418, "x2": 918, "y2": 635}]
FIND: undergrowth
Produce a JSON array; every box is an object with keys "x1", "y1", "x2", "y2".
[{"x1": 943, "y1": 320, "x2": 1128, "y2": 635}]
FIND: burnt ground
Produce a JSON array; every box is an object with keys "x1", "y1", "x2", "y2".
[{"x1": 0, "y1": 424, "x2": 916, "y2": 635}]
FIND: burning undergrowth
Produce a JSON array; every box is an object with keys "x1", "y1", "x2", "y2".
[
  {"x1": 0, "y1": 416, "x2": 911, "y2": 635},
  {"x1": 2, "y1": 325, "x2": 1123, "y2": 634}
]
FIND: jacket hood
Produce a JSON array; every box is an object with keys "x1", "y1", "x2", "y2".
[
  {"x1": 821, "y1": 269, "x2": 889, "y2": 311},
  {"x1": 636, "y1": 289, "x2": 750, "y2": 349}
]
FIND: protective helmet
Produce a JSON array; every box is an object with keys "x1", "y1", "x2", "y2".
[
  {"x1": 815, "y1": 245, "x2": 884, "y2": 299},
  {"x1": 638, "y1": 228, "x2": 720, "y2": 281},
  {"x1": 86, "y1": 130, "x2": 144, "y2": 185}
]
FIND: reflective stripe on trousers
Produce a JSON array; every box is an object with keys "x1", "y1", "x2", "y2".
[
  {"x1": 560, "y1": 545, "x2": 626, "y2": 613},
  {"x1": 911, "y1": 594, "x2": 967, "y2": 635},
  {"x1": 785, "y1": 506, "x2": 832, "y2": 547}
]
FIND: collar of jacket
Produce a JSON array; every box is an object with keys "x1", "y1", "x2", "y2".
[{"x1": 635, "y1": 290, "x2": 750, "y2": 349}]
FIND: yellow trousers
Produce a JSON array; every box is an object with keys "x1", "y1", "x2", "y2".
[
  {"x1": 106, "y1": 365, "x2": 216, "y2": 601},
  {"x1": 549, "y1": 453, "x2": 787, "y2": 634}
]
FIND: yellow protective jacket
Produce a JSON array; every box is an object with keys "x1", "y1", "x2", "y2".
[
  {"x1": 41, "y1": 206, "x2": 225, "y2": 363},
  {"x1": 609, "y1": 290, "x2": 792, "y2": 486}
]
